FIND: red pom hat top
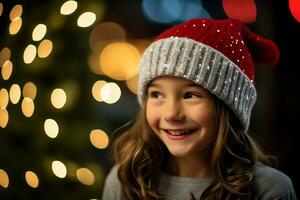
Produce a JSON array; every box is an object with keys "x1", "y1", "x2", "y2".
[{"x1": 138, "y1": 18, "x2": 279, "y2": 131}]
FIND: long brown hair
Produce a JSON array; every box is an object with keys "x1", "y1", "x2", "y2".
[{"x1": 113, "y1": 96, "x2": 274, "y2": 200}]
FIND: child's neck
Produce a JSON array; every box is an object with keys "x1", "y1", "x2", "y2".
[{"x1": 164, "y1": 155, "x2": 213, "y2": 178}]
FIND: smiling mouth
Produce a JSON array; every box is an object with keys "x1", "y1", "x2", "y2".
[{"x1": 163, "y1": 129, "x2": 196, "y2": 136}]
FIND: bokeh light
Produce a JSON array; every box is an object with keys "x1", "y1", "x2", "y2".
[
  {"x1": 9, "y1": 4, "x2": 23, "y2": 20},
  {"x1": 100, "y1": 82, "x2": 121, "y2": 104},
  {"x1": 289, "y1": 0, "x2": 300, "y2": 23},
  {"x1": 0, "y1": 47, "x2": 11, "y2": 66},
  {"x1": 126, "y1": 75, "x2": 138, "y2": 94},
  {"x1": 90, "y1": 129, "x2": 109, "y2": 149},
  {"x1": 21, "y1": 97, "x2": 35, "y2": 117},
  {"x1": 32, "y1": 24, "x2": 47, "y2": 41},
  {"x1": 0, "y1": 88, "x2": 9, "y2": 108},
  {"x1": 52, "y1": 160, "x2": 67, "y2": 178},
  {"x1": 0, "y1": 169, "x2": 9, "y2": 188},
  {"x1": 44, "y1": 119, "x2": 59, "y2": 138},
  {"x1": 60, "y1": 0, "x2": 78, "y2": 15},
  {"x1": 23, "y1": 44, "x2": 37, "y2": 64},
  {"x1": 9, "y1": 84, "x2": 21, "y2": 104},
  {"x1": 77, "y1": 12, "x2": 96, "y2": 28},
  {"x1": 25, "y1": 171, "x2": 39, "y2": 188},
  {"x1": 9, "y1": 17, "x2": 22, "y2": 35},
  {"x1": 23, "y1": 82, "x2": 37, "y2": 100},
  {"x1": 76, "y1": 168, "x2": 95, "y2": 185},
  {"x1": 141, "y1": 0, "x2": 210, "y2": 24},
  {"x1": 0, "y1": 108, "x2": 9, "y2": 128},
  {"x1": 51, "y1": 88, "x2": 67, "y2": 109},
  {"x1": 89, "y1": 22, "x2": 126, "y2": 53},
  {"x1": 2, "y1": 60, "x2": 13, "y2": 80},
  {"x1": 222, "y1": 0, "x2": 257, "y2": 23},
  {"x1": 38, "y1": 39, "x2": 53, "y2": 58},
  {"x1": 92, "y1": 80, "x2": 106, "y2": 102},
  {"x1": 0, "y1": 3, "x2": 3, "y2": 17},
  {"x1": 100, "y1": 42, "x2": 140, "y2": 80}
]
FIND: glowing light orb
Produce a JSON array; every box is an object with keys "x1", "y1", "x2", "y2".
[
  {"x1": 52, "y1": 160, "x2": 67, "y2": 178},
  {"x1": 222, "y1": 0, "x2": 257, "y2": 23},
  {"x1": 289, "y1": 0, "x2": 300, "y2": 23},
  {"x1": 25, "y1": 171, "x2": 39, "y2": 188}
]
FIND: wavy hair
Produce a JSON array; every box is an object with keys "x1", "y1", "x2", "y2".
[{"x1": 112, "y1": 96, "x2": 274, "y2": 200}]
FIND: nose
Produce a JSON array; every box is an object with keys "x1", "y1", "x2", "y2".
[{"x1": 163, "y1": 99, "x2": 185, "y2": 122}]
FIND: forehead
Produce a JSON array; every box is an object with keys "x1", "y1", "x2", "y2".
[{"x1": 149, "y1": 76, "x2": 199, "y2": 87}]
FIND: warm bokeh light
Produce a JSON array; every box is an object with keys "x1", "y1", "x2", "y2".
[
  {"x1": 222, "y1": 0, "x2": 257, "y2": 23},
  {"x1": 88, "y1": 53, "x2": 103, "y2": 75},
  {"x1": 0, "y1": 3, "x2": 3, "y2": 17},
  {"x1": 100, "y1": 82, "x2": 121, "y2": 104},
  {"x1": 21, "y1": 97, "x2": 35, "y2": 117},
  {"x1": 0, "y1": 88, "x2": 9, "y2": 108},
  {"x1": 32, "y1": 24, "x2": 47, "y2": 41},
  {"x1": 2, "y1": 60, "x2": 13, "y2": 80},
  {"x1": 0, "y1": 47, "x2": 11, "y2": 66},
  {"x1": 289, "y1": 0, "x2": 300, "y2": 23},
  {"x1": 23, "y1": 82, "x2": 37, "y2": 100},
  {"x1": 126, "y1": 75, "x2": 138, "y2": 94},
  {"x1": 77, "y1": 12, "x2": 96, "y2": 27},
  {"x1": 76, "y1": 168, "x2": 95, "y2": 185},
  {"x1": 9, "y1": 17, "x2": 22, "y2": 35},
  {"x1": 38, "y1": 39, "x2": 53, "y2": 58},
  {"x1": 52, "y1": 160, "x2": 67, "y2": 178},
  {"x1": 89, "y1": 22, "x2": 126, "y2": 53},
  {"x1": 25, "y1": 171, "x2": 39, "y2": 188},
  {"x1": 60, "y1": 0, "x2": 78, "y2": 15},
  {"x1": 51, "y1": 88, "x2": 67, "y2": 109},
  {"x1": 92, "y1": 80, "x2": 106, "y2": 102},
  {"x1": 0, "y1": 108, "x2": 9, "y2": 128},
  {"x1": 44, "y1": 119, "x2": 59, "y2": 138},
  {"x1": 23, "y1": 44, "x2": 37, "y2": 64},
  {"x1": 100, "y1": 42, "x2": 140, "y2": 80},
  {"x1": 9, "y1": 84, "x2": 21, "y2": 104},
  {"x1": 90, "y1": 129, "x2": 109, "y2": 149},
  {"x1": 9, "y1": 4, "x2": 23, "y2": 20},
  {"x1": 0, "y1": 169, "x2": 9, "y2": 188}
]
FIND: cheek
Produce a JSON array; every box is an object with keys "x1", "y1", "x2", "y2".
[
  {"x1": 146, "y1": 104, "x2": 159, "y2": 130},
  {"x1": 192, "y1": 105, "x2": 216, "y2": 128}
]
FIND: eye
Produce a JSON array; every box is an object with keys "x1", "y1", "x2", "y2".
[
  {"x1": 183, "y1": 92, "x2": 200, "y2": 99},
  {"x1": 149, "y1": 91, "x2": 163, "y2": 99}
]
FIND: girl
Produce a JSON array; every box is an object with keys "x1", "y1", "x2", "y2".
[{"x1": 101, "y1": 18, "x2": 297, "y2": 200}]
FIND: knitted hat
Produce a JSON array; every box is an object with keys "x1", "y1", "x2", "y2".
[{"x1": 138, "y1": 18, "x2": 279, "y2": 131}]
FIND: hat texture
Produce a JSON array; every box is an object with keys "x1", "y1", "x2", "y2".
[{"x1": 138, "y1": 18, "x2": 279, "y2": 131}]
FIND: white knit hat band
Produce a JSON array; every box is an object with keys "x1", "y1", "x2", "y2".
[{"x1": 138, "y1": 37, "x2": 257, "y2": 131}]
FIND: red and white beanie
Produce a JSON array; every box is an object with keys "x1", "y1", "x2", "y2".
[{"x1": 138, "y1": 18, "x2": 279, "y2": 131}]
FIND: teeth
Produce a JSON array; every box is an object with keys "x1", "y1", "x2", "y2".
[{"x1": 167, "y1": 130, "x2": 191, "y2": 136}]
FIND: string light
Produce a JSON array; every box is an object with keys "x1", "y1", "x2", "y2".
[
  {"x1": 9, "y1": 4, "x2": 23, "y2": 20},
  {"x1": 77, "y1": 12, "x2": 96, "y2": 28},
  {"x1": 60, "y1": 0, "x2": 78, "y2": 15},
  {"x1": 38, "y1": 39, "x2": 53, "y2": 58},
  {"x1": 0, "y1": 108, "x2": 9, "y2": 128},
  {"x1": 9, "y1": 84, "x2": 21, "y2": 104},
  {"x1": 89, "y1": 129, "x2": 109, "y2": 149},
  {"x1": 23, "y1": 44, "x2": 37, "y2": 64},
  {"x1": 25, "y1": 171, "x2": 39, "y2": 188},
  {"x1": 92, "y1": 80, "x2": 106, "y2": 102},
  {"x1": 0, "y1": 169, "x2": 9, "y2": 188},
  {"x1": 2, "y1": 60, "x2": 13, "y2": 80},
  {"x1": 32, "y1": 24, "x2": 47, "y2": 41},
  {"x1": 9, "y1": 17, "x2": 22, "y2": 35},
  {"x1": 44, "y1": 119, "x2": 59, "y2": 138},
  {"x1": 23, "y1": 82, "x2": 37, "y2": 100},
  {"x1": 52, "y1": 160, "x2": 67, "y2": 178},
  {"x1": 76, "y1": 168, "x2": 95, "y2": 185},
  {"x1": 100, "y1": 82, "x2": 121, "y2": 104},
  {"x1": 0, "y1": 88, "x2": 9, "y2": 108},
  {"x1": 21, "y1": 97, "x2": 35, "y2": 117},
  {"x1": 51, "y1": 88, "x2": 67, "y2": 109}
]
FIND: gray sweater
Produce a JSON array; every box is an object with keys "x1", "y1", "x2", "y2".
[{"x1": 101, "y1": 164, "x2": 297, "y2": 200}]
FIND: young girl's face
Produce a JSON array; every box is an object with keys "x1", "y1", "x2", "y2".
[{"x1": 146, "y1": 76, "x2": 217, "y2": 159}]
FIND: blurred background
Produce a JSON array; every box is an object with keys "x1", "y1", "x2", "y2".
[{"x1": 0, "y1": 0, "x2": 299, "y2": 199}]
